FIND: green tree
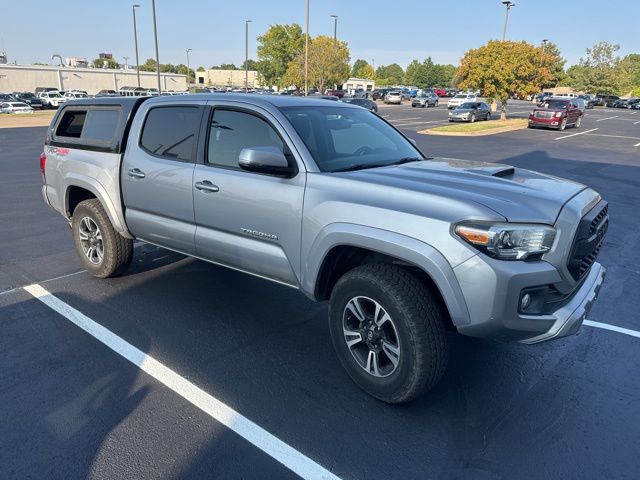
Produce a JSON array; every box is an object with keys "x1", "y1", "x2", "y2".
[
  {"x1": 283, "y1": 35, "x2": 350, "y2": 93},
  {"x1": 622, "y1": 53, "x2": 640, "y2": 89},
  {"x1": 241, "y1": 59, "x2": 258, "y2": 70},
  {"x1": 375, "y1": 63, "x2": 404, "y2": 86},
  {"x1": 403, "y1": 59, "x2": 427, "y2": 87},
  {"x1": 256, "y1": 23, "x2": 305, "y2": 88},
  {"x1": 197, "y1": 66, "x2": 205, "y2": 72},
  {"x1": 175, "y1": 64, "x2": 195, "y2": 83},
  {"x1": 565, "y1": 42, "x2": 631, "y2": 94},
  {"x1": 458, "y1": 40, "x2": 551, "y2": 119},
  {"x1": 92, "y1": 57, "x2": 120, "y2": 69},
  {"x1": 351, "y1": 59, "x2": 368, "y2": 77},
  {"x1": 539, "y1": 41, "x2": 566, "y2": 88},
  {"x1": 139, "y1": 58, "x2": 158, "y2": 72}
]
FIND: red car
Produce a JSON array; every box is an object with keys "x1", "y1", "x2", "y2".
[
  {"x1": 324, "y1": 89, "x2": 345, "y2": 99},
  {"x1": 528, "y1": 98, "x2": 583, "y2": 131},
  {"x1": 434, "y1": 88, "x2": 446, "y2": 97}
]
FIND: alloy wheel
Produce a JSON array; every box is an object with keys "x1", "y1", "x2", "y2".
[{"x1": 78, "y1": 216, "x2": 104, "y2": 265}]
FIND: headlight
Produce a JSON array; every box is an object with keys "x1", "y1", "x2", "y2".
[
  {"x1": 554, "y1": 111, "x2": 563, "y2": 117},
  {"x1": 455, "y1": 223, "x2": 556, "y2": 260}
]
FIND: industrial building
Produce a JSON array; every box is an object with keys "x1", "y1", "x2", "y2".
[{"x1": 0, "y1": 64, "x2": 187, "y2": 94}]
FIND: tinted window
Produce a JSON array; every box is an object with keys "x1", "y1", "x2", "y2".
[
  {"x1": 541, "y1": 100, "x2": 569, "y2": 109},
  {"x1": 207, "y1": 109, "x2": 284, "y2": 169},
  {"x1": 82, "y1": 109, "x2": 120, "y2": 142},
  {"x1": 282, "y1": 106, "x2": 423, "y2": 172},
  {"x1": 140, "y1": 106, "x2": 200, "y2": 161},
  {"x1": 56, "y1": 110, "x2": 86, "y2": 138}
]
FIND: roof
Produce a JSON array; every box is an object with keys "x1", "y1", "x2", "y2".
[{"x1": 144, "y1": 93, "x2": 358, "y2": 109}]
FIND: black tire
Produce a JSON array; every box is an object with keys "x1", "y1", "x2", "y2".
[
  {"x1": 558, "y1": 118, "x2": 567, "y2": 131},
  {"x1": 328, "y1": 264, "x2": 448, "y2": 404},
  {"x1": 71, "y1": 198, "x2": 133, "y2": 278},
  {"x1": 470, "y1": 114, "x2": 476, "y2": 123}
]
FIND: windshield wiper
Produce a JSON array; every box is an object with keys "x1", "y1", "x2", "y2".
[
  {"x1": 330, "y1": 163, "x2": 379, "y2": 173},
  {"x1": 386, "y1": 156, "x2": 429, "y2": 166}
]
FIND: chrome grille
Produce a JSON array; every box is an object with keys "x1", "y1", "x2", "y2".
[{"x1": 534, "y1": 111, "x2": 554, "y2": 119}]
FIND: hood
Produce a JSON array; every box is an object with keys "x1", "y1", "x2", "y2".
[{"x1": 343, "y1": 158, "x2": 586, "y2": 223}]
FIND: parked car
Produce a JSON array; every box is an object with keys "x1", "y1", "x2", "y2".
[
  {"x1": 0, "y1": 101, "x2": 34, "y2": 114},
  {"x1": 0, "y1": 93, "x2": 17, "y2": 102},
  {"x1": 95, "y1": 90, "x2": 119, "y2": 97},
  {"x1": 352, "y1": 88, "x2": 366, "y2": 99},
  {"x1": 40, "y1": 94, "x2": 607, "y2": 404},
  {"x1": 434, "y1": 88, "x2": 446, "y2": 97},
  {"x1": 324, "y1": 89, "x2": 345, "y2": 99},
  {"x1": 64, "y1": 91, "x2": 90, "y2": 100},
  {"x1": 34, "y1": 87, "x2": 59, "y2": 95},
  {"x1": 445, "y1": 88, "x2": 458, "y2": 97},
  {"x1": 13, "y1": 92, "x2": 45, "y2": 109},
  {"x1": 612, "y1": 98, "x2": 639, "y2": 109},
  {"x1": 384, "y1": 91, "x2": 403, "y2": 104},
  {"x1": 411, "y1": 93, "x2": 438, "y2": 108},
  {"x1": 575, "y1": 98, "x2": 587, "y2": 113},
  {"x1": 370, "y1": 88, "x2": 392, "y2": 101},
  {"x1": 577, "y1": 94, "x2": 596, "y2": 109},
  {"x1": 594, "y1": 94, "x2": 619, "y2": 107},
  {"x1": 37, "y1": 91, "x2": 66, "y2": 108},
  {"x1": 400, "y1": 89, "x2": 413, "y2": 101},
  {"x1": 448, "y1": 102, "x2": 491, "y2": 122},
  {"x1": 535, "y1": 92, "x2": 553, "y2": 103},
  {"x1": 340, "y1": 97, "x2": 378, "y2": 112},
  {"x1": 528, "y1": 98, "x2": 583, "y2": 130},
  {"x1": 447, "y1": 93, "x2": 478, "y2": 109}
]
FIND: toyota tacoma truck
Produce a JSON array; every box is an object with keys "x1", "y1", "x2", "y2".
[{"x1": 40, "y1": 95, "x2": 607, "y2": 403}]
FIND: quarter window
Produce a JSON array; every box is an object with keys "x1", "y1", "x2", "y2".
[
  {"x1": 140, "y1": 106, "x2": 201, "y2": 161},
  {"x1": 55, "y1": 108, "x2": 121, "y2": 142},
  {"x1": 207, "y1": 109, "x2": 284, "y2": 169}
]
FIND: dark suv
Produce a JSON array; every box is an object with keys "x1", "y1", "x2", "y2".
[
  {"x1": 371, "y1": 88, "x2": 392, "y2": 101},
  {"x1": 594, "y1": 94, "x2": 619, "y2": 107},
  {"x1": 528, "y1": 98, "x2": 583, "y2": 130}
]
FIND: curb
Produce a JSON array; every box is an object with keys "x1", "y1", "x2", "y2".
[{"x1": 418, "y1": 122, "x2": 528, "y2": 137}]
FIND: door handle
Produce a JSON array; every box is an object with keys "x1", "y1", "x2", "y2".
[
  {"x1": 195, "y1": 180, "x2": 219, "y2": 193},
  {"x1": 128, "y1": 168, "x2": 146, "y2": 179}
]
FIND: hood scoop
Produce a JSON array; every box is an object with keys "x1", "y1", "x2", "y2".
[{"x1": 465, "y1": 165, "x2": 515, "y2": 178}]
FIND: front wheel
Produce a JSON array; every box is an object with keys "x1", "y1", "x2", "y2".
[
  {"x1": 72, "y1": 199, "x2": 133, "y2": 278},
  {"x1": 470, "y1": 114, "x2": 476, "y2": 123},
  {"x1": 328, "y1": 264, "x2": 448, "y2": 403},
  {"x1": 575, "y1": 116, "x2": 582, "y2": 128},
  {"x1": 486, "y1": 112, "x2": 491, "y2": 121},
  {"x1": 559, "y1": 118, "x2": 567, "y2": 131}
]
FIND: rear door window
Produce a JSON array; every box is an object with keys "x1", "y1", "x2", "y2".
[{"x1": 140, "y1": 106, "x2": 201, "y2": 161}]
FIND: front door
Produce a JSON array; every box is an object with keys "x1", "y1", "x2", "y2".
[
  {"x1": 193, "y1": 105, "x2": 305, "y2": 286},
  {"x1": 121, "y1": 103, "x2": 204, "y2": 253}
]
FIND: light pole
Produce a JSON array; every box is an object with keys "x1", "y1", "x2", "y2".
[
  {"x1": 185, "y1": 48, "x2": 192, "y2": 89},
  {"x1": 151, "y1": 0, "x2": 161, "y2": 93},
  {"x1": 132, "y1": 4, "x2": 141, "y2": 87},
  {"x1": 245, "y1": 20, "x2": 252, "y2": 92},
  {"x1": 501, "y1": 1, "x2": 515, "y2": 41},
  {"x1": 330, "y1": 15, "x2": 338, "y2": 46},
  {"x1": 539, "y1": 39, "x2": 549, "y2": 92},
  {"x1": 304, "y1": 0, "x2": 309, "y2": 96}
]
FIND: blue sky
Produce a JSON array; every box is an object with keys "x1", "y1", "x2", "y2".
[{"x1": 1, "y1": 1, "x2": 637, "y2": 69}]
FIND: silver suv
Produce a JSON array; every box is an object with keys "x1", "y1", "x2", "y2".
[{"x1": 40, "y1": 95, "x2": 607, "y2": 403}]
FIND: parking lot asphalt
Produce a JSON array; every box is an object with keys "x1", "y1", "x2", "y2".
[{"x1": 1, "y1": 116, "x2": 639, "y2": 479}]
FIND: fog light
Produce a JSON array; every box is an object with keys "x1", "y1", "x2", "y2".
[{"x1": 521, "y1": 293, "x2": 531, "y2": 310}]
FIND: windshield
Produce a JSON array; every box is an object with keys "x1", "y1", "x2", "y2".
[
  {"x1": 281, "y1": 106, "x2": 424, "y2": 172},
  {"x1": 459, "y1": 102, "x2": 478, "y2": 109},
  {"x1": 454, "y1": 94, "x2": 467, "y2": 99},
  {"x1": 541, "y1": 100, "x2": 569, "y2": 110}
]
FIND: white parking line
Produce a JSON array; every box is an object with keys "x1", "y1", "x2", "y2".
[
  {"x1": 584, "y1": 320, "x2": 640, "y2": 339},
  {"x1": 23, "y1": 283, "x2": 342, "y2": 480},
  {"x1": 554, "y1": 128, "x2": 598, "y2": 141},
  {"x1": 634, "y1": 121, "x2": 640, "y2": 125},
  {"x1": 0, "y1": 270, "x2": 86, "y2": 297},
  {"x1": 596, "y1": 116, "x2": 618, "y2": 122},
  {"x1": 635, "y1": 142, "x2": 640, "y2": 147}
]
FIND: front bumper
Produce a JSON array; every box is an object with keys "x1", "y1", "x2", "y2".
[
  {"x1": 453, "y1": 252, "x2": 606, "y2": 343},
  {"x1": 528, "y1": 117, "x2": 562, "y2": 128}
]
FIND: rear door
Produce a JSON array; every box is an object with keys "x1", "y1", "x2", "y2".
[
  {"x1": 121, "y1": 101, "x2": 205, "y2": 254},
  {"x1": 192, "y1": 102, "x2": 306, "y2": 286}
]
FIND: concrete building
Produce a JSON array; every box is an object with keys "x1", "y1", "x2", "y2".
[
  {"x1": 0, "y1": 64, "x2": 187, "y2": 94},
  {"x1": 195, "y1": 68, "x2": 260, "y2": 89},
  {"x1": 343, "y1": 77, "x2": 375, "y2": 95}
]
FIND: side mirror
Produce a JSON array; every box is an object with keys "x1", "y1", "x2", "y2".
[{"x1": 239, "y1": 146, "x2": 295, "y2": 177}]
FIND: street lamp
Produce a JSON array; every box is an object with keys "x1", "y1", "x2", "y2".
[
  {"x1": 245, "y1": 20, "x2": 252, "y2": 92},
  {"x1": 132, "y1": 4, "x2": 141, "y2": 87},
  {"x1": 185, "y1": 48, "x2": 192, "y2": 89},
  {"x1": 330, "y1": 15, "x2": 338, "y2": 46},
  {"x1": 501, "y1": 1, "x2": 515, "y2": 41},
  {"x1": 539, "y1": 39, "x2": 549, "y2": 91},
  {"x1": 304, "y1": 0, "x2": 309, "y2": 96},
  {"x1": 151, "y1": 0, "x2": 161, "y2": 93}
]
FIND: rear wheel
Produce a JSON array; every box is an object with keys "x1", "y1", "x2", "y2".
[
  {"x1": 72, "y1": 199, "x2": 133, "y2": 278},
  {"x1": 328, "y1": 264, "x2": 448, "y2": 404}
]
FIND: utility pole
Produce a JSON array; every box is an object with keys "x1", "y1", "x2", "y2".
[
  {"x1": 330, "y1": 15, "x2": 338, "y2": 46},
  {"x1": 151, "y1": 0, "x2": 161, "y2": 93},
  {"x1": 501, "y1": 1, "x2": 515, "y2": 41},
  {"x1": 304, "y1": 0, "x2": 309, "y2": 96},
  {"x1": 245, "y1": 20, "x2": 252, "y2": 92},
  {"x1": 539, "y1": 39, "x2": 548, "y2": 92},
  {"x1": 132, "y1": 4, "x2": 141, "y2": 87},
  {"x1": 185, "y1": 48, "x2": 192, "y2": 90}
]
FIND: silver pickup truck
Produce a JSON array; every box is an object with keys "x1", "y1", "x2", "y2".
[{"x1": 40, "y1": 95, "x2": 607, "y2": 403}]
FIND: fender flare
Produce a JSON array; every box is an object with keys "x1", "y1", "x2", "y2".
[
  {"x1": 63, "y1": 174, "x2": 133, "y2": 239},
  {"x1": 303, "y1": 223, "x2": 471, "y2": 326}
]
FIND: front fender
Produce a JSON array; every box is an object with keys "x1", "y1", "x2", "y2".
[
  {"x1": 63, "y1": 173, "x2": 132, "y2": 239},
  {"x1": 302, "y1": 223, "x2": 471, "y2": 326}
]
